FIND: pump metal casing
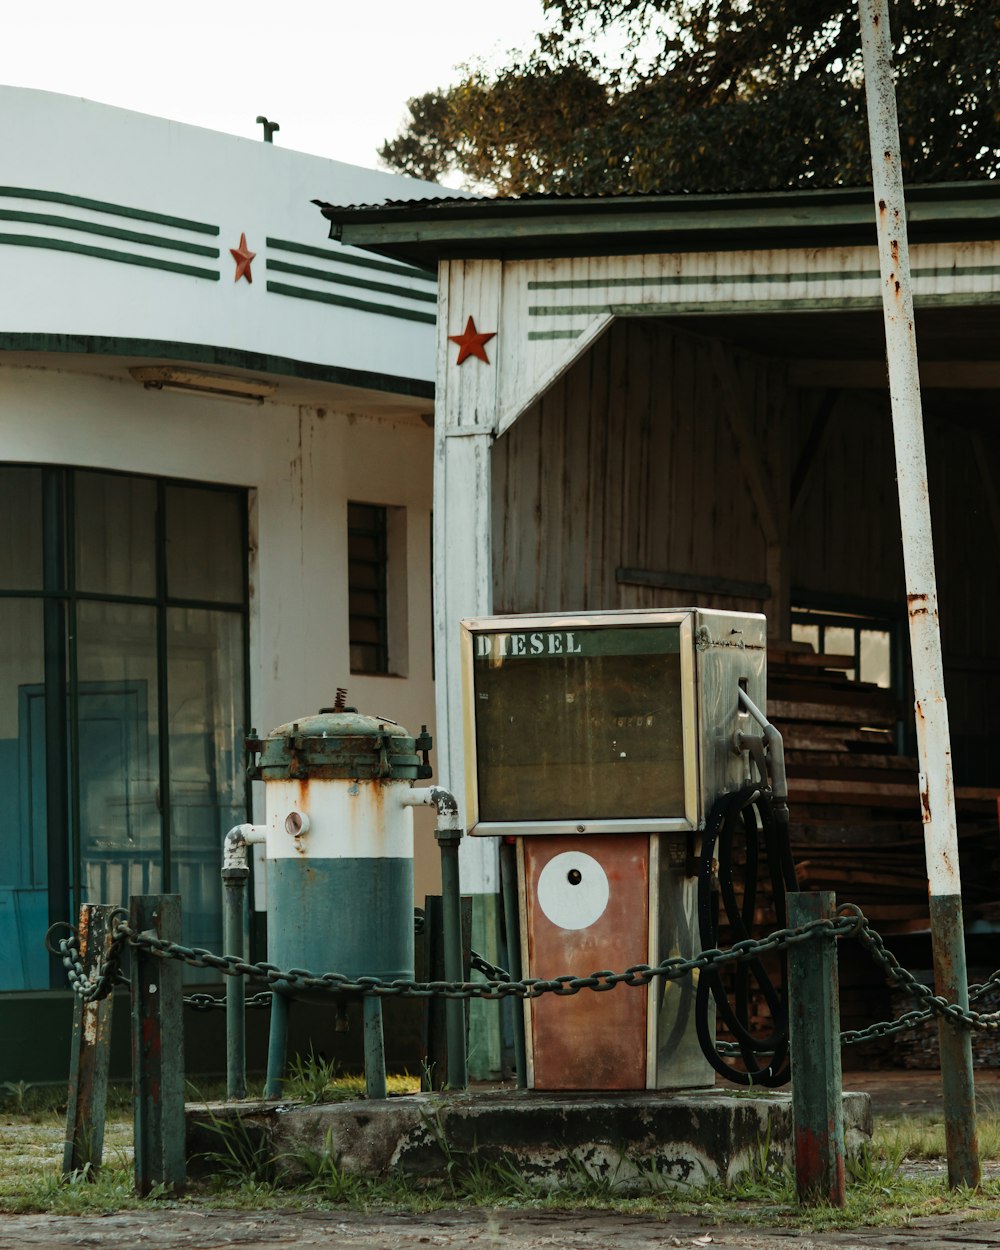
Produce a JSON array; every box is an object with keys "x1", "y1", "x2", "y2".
[
  {"x1": 460, "y1": 608, "x2": 767, "y2": 1092},
  {"x1": 246, "y1": 712, "x2": 432, "y2": 986}
]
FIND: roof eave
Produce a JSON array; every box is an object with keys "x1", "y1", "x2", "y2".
[{"x1": 318, "y1": 182, "x2": 1000, "y2": 269}]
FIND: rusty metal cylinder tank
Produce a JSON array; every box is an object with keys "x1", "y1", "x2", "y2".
[{"x1": 246, "y1": 710, "x2": 432, "y2": 985}]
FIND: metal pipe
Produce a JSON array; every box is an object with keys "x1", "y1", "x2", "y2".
[
  {"x1": 406, "y1": 787, "x2": 468, "y2": 1089},
  {"x1": 437, "y1": 827, "x2": 468, "y2": 1090},
  {"x1": 499, "y1": 840, "x2": 527, "y2": 1088},
  {"x1": 858, "y1": 0, "x2": 979, "y2": 1189},
  {"x1": 363, "y1": 996, "x2": 389, "y2": 1100},
  {"x1": 265, "y1": 989, "x2": 290, "y2": 1100},
  {"x1": 222, "y1": 825, "x2": 265, "y2": 1101}
]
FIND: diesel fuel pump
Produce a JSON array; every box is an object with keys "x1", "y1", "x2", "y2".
[{"x1": 460, "y1": 608, "x2": 794, "y2": 1091}]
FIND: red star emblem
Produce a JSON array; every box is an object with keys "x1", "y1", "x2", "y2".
[
  {"x1": 230, "y1": 233, "x2": 256, "y2": 283},
  {"x1": 449, "y1": 316, "x2": 496, "y2": 365}
]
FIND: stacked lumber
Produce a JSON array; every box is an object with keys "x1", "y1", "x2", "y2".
[
  {"x1": 714, "y1": 642, "x2": 999, "y2": 1070},
  {"x1": 769, "y1": 640, "x2": 996, "y2": 930}
]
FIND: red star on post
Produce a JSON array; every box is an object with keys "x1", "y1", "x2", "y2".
[
  {"x1": 449, "y1": 315, "x2": 496, "y2": 365},
  {"x1": 230, "y1": 232, "x2": 256, "y2": 283}
]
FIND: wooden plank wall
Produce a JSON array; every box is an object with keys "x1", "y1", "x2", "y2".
[
  {"x1": 491, "y1": 315, "x2": 999, "y2": 786},
  {"x1": 492, "y1": 319, "x2": 773, "y2": 617}
]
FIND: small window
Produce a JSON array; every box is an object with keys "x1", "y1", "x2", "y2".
[
  {"x1": 790, "y1": 606, "x2": 893, "y2": 688},
  {"x1": 348, "y1": 503, "x2": 388, "y2": 674}
]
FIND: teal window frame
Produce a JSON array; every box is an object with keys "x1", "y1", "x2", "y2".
[{"x1": 0, "y1": 464, "x2": 251, "y2": 987}]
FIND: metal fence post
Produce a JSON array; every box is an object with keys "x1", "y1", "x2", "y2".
[
  {"x1": 787, "y1": 891, "x2": 846, "y2": 1207},
  {"x1": 222, "y1": 860, "x2": 248, "y2": 1100},
  {"x1": 63, "y1": 903, "x2": 117, "y2": 1176},
  {"x1": 437, "y1": 824, "x2": 468, "y2": 1089},
  {"x1": 130, "y1": 894, "x2": 186, "y2": 1195}
]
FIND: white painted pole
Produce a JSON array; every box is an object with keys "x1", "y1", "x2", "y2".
[{"x1": 857, "y1": 0, "x2": 979, "y2": 1188}]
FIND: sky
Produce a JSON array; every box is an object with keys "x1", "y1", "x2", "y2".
[{"x1": 2, "y1": 0, "x2": 549, "y2": 173}]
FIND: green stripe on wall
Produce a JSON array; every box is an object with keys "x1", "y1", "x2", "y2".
[
  {"x1": 266, "y1": 280, "x2": 436, "y2": 324},
  {"x1": 527, "y1": 329, "x2": 583, "y2": 340},
  {"x1": 530, "y1": 287, "x2": 1000, "y2": 318},
  {"x1": 0, "y1": 187, "x2": 218, "y2": 235},
  {"x1": 527, "y1": 263, "x2": 1000, "y2": 292},
  {"x1": 267, "y1": 236, "x2": 434, "y2": 282},
  {"x1": 0, "y1": 210, "x2": 219, "y2": 257},
  {"x1": 0, "y1": 232, "x2": 219, "y2": 280},
  {"x1": 266, "y1": 258, "x2": 436, "y2": 303}
]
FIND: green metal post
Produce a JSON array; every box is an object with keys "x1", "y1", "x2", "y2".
[
  {"x1": 363, "y1": 995, "x2": 389, "y2": 1100},
  {"x1": 130, "y1": 894, "x2": 185, "y2": 1196},
  {"x1": 63, "y1": 903, "x2": 117, "y2": 1176},
  {"x1": 787, "y1": 891, "x2": 846, "y2": 1207},
  {"x1": 499, "y1": 840, "x2": 526, "y2": 1088},
  {"x1": 437, "y1": 825, "x2": 468, "y2": 1089},
  {"x1": 265, "y1": 990, "x2": 290, "y2": 1099},
  {"x1": 223, "y1": 862, "x2": 248, "y2": 1100}
]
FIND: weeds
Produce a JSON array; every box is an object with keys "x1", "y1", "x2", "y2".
[
  {"x1": 282, "y1": 1128, "x2": 366, "y2": 1204},
  {"x1": 282, "y1": 1050, "x2": 419, "y2": 1105},
  {"x1": 191, "y1": 1103, "x2": 276, "y2": 1187},
  {"x1": 846, "y1": 1139, "x2": 904, "y2": 1192},
  {"x1": 1, "y1": 1081, "x2": 34, "y2": 1113}
]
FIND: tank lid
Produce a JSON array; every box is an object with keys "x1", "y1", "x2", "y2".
[{"x1": 245, "y1": 707, "x2": 432, "y2": 782}]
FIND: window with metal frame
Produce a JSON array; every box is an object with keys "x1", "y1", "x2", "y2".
[
  {"x1": 348, "y1": 502, "x2": 390, "y2": 675},
  {"x1": 0, "y1": 465, "x2": 249, "y2": 991}
]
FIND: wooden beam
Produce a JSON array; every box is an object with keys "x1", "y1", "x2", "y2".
[
  {"x1": 971, "y1": 430, "x2": 1000, "y2": 558},
  {"x1": 791, "y1": 389, "x2": 839, "y2": 514},
  {"x1": 711, "y1": 340, "x2": 781, "y2": 544},
  {"x1": 616, "y1": 566, "x2": 770, "y2": 600},
  {"x1": 788, "y1": 360, "x2": 1000, "y2": 389},
  {"x1": 710, "y1": 341, "x2": 790, "y2": 636}
]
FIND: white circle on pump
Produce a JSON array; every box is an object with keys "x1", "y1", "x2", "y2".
[{"x1": 536, "y1": 851, "x2": 609, "y2": 931}]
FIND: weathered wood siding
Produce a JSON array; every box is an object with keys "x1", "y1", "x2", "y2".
[
  {"x1": 492, "y1": 315, "x2": 999, "y2": 784},
  {"x1": 790, "y1": 390, "x2": 904, "y2": 603},
  {"x1": 492, "y1": 319, "x2": 777, "y2": 616}
]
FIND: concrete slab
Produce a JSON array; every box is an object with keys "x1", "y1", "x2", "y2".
[{"x1": 187, "y1": 1087, "x2": 871, "y2": 1191}]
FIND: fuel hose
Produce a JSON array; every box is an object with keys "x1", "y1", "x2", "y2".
[{"x1": 695, "y1": 784, "x2": 799, "y2": 1086}]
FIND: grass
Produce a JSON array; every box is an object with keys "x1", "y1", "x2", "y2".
[{"x1": 5, "y1": 1076, "x2": 1000, "y2": 1230}]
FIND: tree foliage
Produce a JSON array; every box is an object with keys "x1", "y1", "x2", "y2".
[{"x1": 379, "y1": 0, "x2": 1000, "y2": 195}]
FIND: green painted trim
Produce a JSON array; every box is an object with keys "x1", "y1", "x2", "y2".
[
  {"x1": 528, "y1": 262, "x2": 1000, "y2": 292},
  {"x1": 0, "y1": 186, "x2": 218, "y2": 235},
  {"x1": 528, "y1": 270, "x2": 871, "y2": 292},
  {"x1": 0, "y1": 232, "x2": 218, "y2": 280},
  {"x1": 266, "y1": 258, "x2": 437, "y2": 303},
  {"x1": 266, "y1": 236, "x2": 433, "y2": 282},
  {"x1": 266, "y1": 280, "x2": 436, "y2": 325},
  {"x1": 0, "y1": 333, "x2": 435, "y2": 400},
  {"x1": 0, "y1": 210, "x2": 219, "y2": 257},
  {"x1": 527, "y1": 329, "x2": 583, "y2": 340},
  {"x1": 527, "y1": 290, "x2": 1000, "y2": 319}
]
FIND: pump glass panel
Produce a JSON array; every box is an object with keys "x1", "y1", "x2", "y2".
[{"x1": 472, "y1": 626, "x2": 685, "y2": 822}]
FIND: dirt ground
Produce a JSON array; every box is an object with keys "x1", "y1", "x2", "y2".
[
  {"x1": 5, "y1": 1072, "x2": 1000, "y2": 1249},
  {"x1": 3, "y1": 1206, "x2": 1000, "y2": 1249}
]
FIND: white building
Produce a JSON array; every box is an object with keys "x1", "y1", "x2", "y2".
[{"x1": 0, "y1": 88, "x2": 443, "y2": 1070}]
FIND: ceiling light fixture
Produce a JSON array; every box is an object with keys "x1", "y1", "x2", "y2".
[{"x1": 128, "y1": 366, "x2": 277, "y2": 403}]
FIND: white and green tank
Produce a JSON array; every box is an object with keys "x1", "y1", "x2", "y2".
[{"x1": 246, "y1": 708, "x2": 432, "y2": 984}]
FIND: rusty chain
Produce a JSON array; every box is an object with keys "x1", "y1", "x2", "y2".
[{"x1": 48, "y1": 903, "x2": 1000, "y2": 1044}]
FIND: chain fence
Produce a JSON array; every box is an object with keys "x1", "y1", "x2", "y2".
[{"x1": 47, "y1": 901, "x2": 1000, "y2": 1047}]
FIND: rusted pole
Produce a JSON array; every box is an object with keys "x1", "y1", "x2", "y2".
[
  {"x1": 858, "y1": 0, "x2": 980, "y2": 1189},
  {"x1": 63, "y1": 904, "x2": 117, "y2": 1176},
  {"x1": 130, "y1": 895, "x2": 186, "y2": 1195},
  {"x1": 788, "y1": 892, "x2": 846, "y2": 1206}
]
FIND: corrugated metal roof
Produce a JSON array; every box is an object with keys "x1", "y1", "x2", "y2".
[{"x1": 314, "y1": 182, "x2": 1000, "y2": 270}]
